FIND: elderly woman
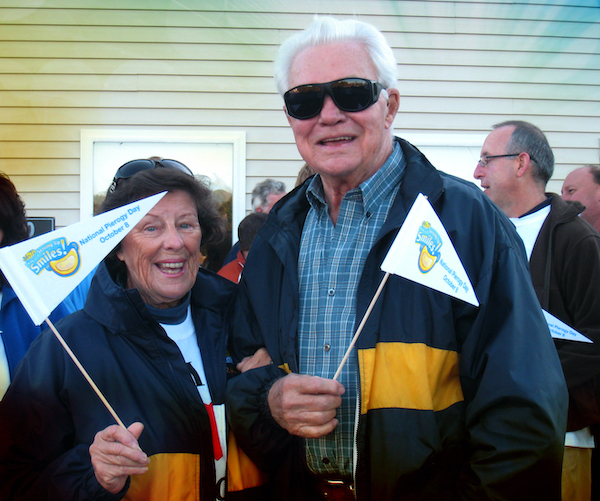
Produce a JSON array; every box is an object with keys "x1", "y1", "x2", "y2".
[{"x1": 0, "y1": 161, "x2": 244, "y2": 500}]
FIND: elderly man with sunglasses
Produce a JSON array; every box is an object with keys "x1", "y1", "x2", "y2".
[{"x1": 228, "y1": 16, "x2": 567, "y2": 501}]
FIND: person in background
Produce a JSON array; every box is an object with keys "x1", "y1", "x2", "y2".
[
  {"x1": 475, "y1": 120, "x2": 600, "y2": 501},
  {"x1": 222, "y1": 179, "x2": 286, "y2": 267},
  {"x1": 61, "y1": 266, "x2": 96, "y2": 313},
  {"x1": 0, "y1": 171, "x2": 70, "y2": 399},
  {"x1": 0, "y1": 161, "x2": 239, "y2": 500},
  {"x1": 562, "y1": 165, "x2": 600, "y2": 233},
  {"x1": 227, "y1": 16, "x2": 568, "y2": 501},
  {"x1": 218, "y1": 212, "x2": 268, "y2": 284},
  {"x1": 251, "y1": 179, "x2": 287, "y2": 213}
]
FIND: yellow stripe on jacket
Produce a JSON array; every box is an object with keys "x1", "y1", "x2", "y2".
[
  {"x1": 124, "y1": 453, "x2": 200, "y2": 501},
  {"x1": 359, "y1": 342, "x2": 463, "y2": 414},
  {"x1": 227, "y1": 431, "x2": 269, "y2": 492}
]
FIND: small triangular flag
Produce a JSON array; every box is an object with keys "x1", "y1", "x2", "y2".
[
  {"x1": 381, "y1": 193, "x2": 479, "y2": 306},
  {"x1": 0, "y1": 192, "x2": 166, "y2": 326},
  {"x1": 542, "y1": 309, "x2": 592, "y2": 343}
]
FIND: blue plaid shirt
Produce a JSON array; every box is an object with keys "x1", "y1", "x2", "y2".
[{"x1": 298, "y1": 141, "x2": 405, "y2": 476}]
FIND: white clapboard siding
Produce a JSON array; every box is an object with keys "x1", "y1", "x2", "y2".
[{"x1": 0, "y1": 0, "x2": 598, "y2": 225}]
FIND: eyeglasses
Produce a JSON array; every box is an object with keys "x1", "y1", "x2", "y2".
[
  {"x1": 108, "y1": 159, "x2": 193, "y2": 194},
  {"x1": 284, "y1": 78, "x2": 385, "y2": 120},
  {"x1": 478, "y1": 153, "x2": 537, "y2": 168}
]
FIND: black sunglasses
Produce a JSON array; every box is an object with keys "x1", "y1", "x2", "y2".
[
  {"x1": 108, "y1": 159, "x2": 193, "y2": 194},
  {"x1": 284, "y1": 78, "x2": 386, "y2": 120}
]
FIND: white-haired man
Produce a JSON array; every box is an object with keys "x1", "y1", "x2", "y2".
[
  {"x1": 221, "y1": 178, "x2": 286, "y2": 267},
  {"x1": 228, "y1": 16, "x2": 567, "y2": 501},
  {"x1": 251, "y1": 178, "x2": 287, "y2": 213}
]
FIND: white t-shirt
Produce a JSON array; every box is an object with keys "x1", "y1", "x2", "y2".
[
  {"x1": 161, "y1": 307, "x2": 227, "y2": 497},
  {"x1": 509, "y1": 206, "x2": 550, "y2": 260}
]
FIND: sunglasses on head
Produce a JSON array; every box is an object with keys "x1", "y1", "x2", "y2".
[
  {"x1": 284, "y1": 78, "x2": 386, "y2": 120},
  {"x1": 108, "y1": 159, "x2": 193, "y2": 194}
]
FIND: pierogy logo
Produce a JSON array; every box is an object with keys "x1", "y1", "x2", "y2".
[
  {"x1": 23, "y1": 238, "x2": 81, "y2": 277},
  {"x1": 415, "y1": 221, "x2": 442, "y2": 273}
]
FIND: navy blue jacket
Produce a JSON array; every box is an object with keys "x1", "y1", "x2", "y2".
[
  {"x1": 0, "y1": 260, "x2": 235, "y2": 501},
  {"x1": 227, "y1": 138, "x2": 568, "y2": 500}
]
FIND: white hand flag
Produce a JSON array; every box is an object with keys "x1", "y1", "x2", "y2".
[
  {"x1": 381, "y1": 193, "x2": 479, "y2": 306},
  {"x1": 333, "y1": 193, "x2": 479, "y2": 381},
  {"x1": 0, "y1": 192, "x2": 166, "y2": 326},
  {"x1": 0, "y1": 192, "x2": 166, "y2": 428},
  {"x1": 542, "y1": 310, "x2": 592, "y2": 343}
]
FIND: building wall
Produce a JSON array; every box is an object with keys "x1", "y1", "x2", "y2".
[{"x1": 0, "y1": 0, "x2": 599, "y2": 226}]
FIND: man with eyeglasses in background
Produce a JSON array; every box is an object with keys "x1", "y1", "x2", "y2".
[
  {"x1": 227, "y1": 17, "x2": 568, "y2": 501},
  {"x1": 475, "y1": 120, "x2": 600, "y2": 501}
]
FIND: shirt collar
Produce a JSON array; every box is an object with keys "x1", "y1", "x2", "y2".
[
  {"x1": 519, "y1": 195, "x2": 552, "y2": 218},
  {"x1": 305, "y1": 141, "x2": 405, "y2": 214}
]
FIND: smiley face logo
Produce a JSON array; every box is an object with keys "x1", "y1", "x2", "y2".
[
  {"x1": 24, "y1": 238, "x2": 81, "y2": 277},
  {"x1": 418, "y1": 246, "x2": 437, "y2": 272},
  {"x1": 415, "y1": 221, "x2": 442, "y2": 274},
  {"x1": 49, "y1": 247, "x2": 80, "y2": 276}
]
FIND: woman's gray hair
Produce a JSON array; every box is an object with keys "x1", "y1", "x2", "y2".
[
  {"x1": 274, "y1": 16, "x2": 398, "y2": 96},
  {"x1": 494, "y1": 120, "x2": 555, "y2": 185}
]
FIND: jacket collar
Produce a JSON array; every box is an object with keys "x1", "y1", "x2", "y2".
[
  {"x1": 253, "y1": 136, "x2": 446, "y2": 319},
  {"x1": 84, "y1": 260, "x2": 235, "y2": 337},
  {"x1": 267, "y1": 136, "x2": 444, "y2": 233},
  {"x1": 531, "y1": 193, "x2": 585, "y2": 309},
  {"x1": 383, "y1": 137, "x2": 444, "y2": 233},
  {"x1": 545, "y1": 193, "x2": 584, "y2": 225},
  {"x1": 258, "y1": 136, "x2": 445, "y2": 275}
]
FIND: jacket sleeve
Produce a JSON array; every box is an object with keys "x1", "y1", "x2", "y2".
[
  {"x1": 226, "y1": 271, "x2": 300, "y2": 473},
  {"x1": 0, "y1": 333, "x2": 124, "y2": 501},
  {"x1": 456, "y1": 238, "x2": 568, "y2": 500}
]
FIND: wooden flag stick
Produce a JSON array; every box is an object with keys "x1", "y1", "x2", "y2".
[
  {"x1": 44, "y1": 317, "x2": 126, "y2": 429},
  {"x1": 333, "y1": 272, "x2": 391, "y2": 381}
]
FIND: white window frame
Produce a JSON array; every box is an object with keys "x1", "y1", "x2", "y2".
[
  {"x1": 80, "y1": 129, "x2": 246, "y2": 240},
  {"x1": 400, "y1": 133, "x2": 488, "y2": 184}
]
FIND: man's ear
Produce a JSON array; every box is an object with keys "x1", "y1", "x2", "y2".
[
  {"x1": 384, "y1": 89, "x2": 400, "y2": 129},
  {"x1": 515, "y1": 152, "x2": 532, "y2": 178}
]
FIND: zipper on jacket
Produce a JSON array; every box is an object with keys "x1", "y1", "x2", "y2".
[
  {"x1": 153, "y1": 324, "x2": 215, "y2": 500},
  {"x1": 280, "y1": 256, "x2": 300, "y2": 373},
  {"x1": 353, "y1": 352, "x2": 360, "y2": 500}
]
